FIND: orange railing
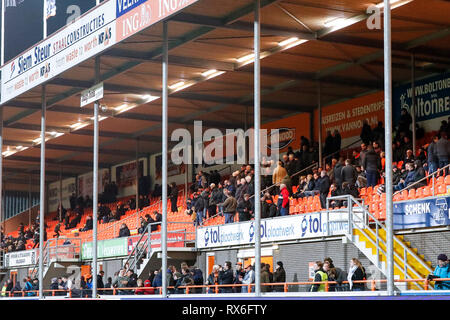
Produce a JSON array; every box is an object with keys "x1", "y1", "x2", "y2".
[{"x1": 2, "y1": 278, "x2": 449, "y2": 298}]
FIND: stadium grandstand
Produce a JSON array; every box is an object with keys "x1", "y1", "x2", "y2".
[{"x1": 0, "y1": 0, "x2": 448, "y2": 301}]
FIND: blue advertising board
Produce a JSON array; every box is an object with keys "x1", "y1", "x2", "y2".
[
  {"x1": 394, "y1": 196, "x2": 450, "y2": 230},
  {"x1": 393, "y1": 73, "x2": 450, "y2": 127}
]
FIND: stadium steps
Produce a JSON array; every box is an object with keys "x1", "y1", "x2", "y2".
[{"x1": 350, "y1": 228, "x2": 433, "y2": 290}]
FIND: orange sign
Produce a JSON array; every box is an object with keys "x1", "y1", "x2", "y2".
[
  {"x1": 314, "y1": 91, "x2": 385, "y2": 141},
  {"x1": 262, "y1": 113, "x2": 311, "y2": 153}
]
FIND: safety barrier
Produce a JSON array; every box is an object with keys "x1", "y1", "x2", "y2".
[{"x1": 2, "y1": 278, "x2": 449, "y2": 298}]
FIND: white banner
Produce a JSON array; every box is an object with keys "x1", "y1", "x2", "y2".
[
  {"x1": 5, "y1": 249, "x2": 37, "y2": 268},
  {"x1": 48, "y1": 177, "x2": 76, "y2": 212},
  {"x1": 80, "y1": 82, "x2": 104, "y2": 107},
  {"x1": 1, "y1": 0, "x2": 116, "y2": 104},
  {"x1": 196, "y1": 211, "x2": 350, "y2": 249}
]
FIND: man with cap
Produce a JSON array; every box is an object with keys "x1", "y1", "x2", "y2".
[
  {"x1": 241, "y1": 263, "x2": 255, "y2": 293},
  {"x1": 428, "y1": 254, "x2": 450, "y2": 290},
  {"x1": 273, "y1": 261, "x2": 286, "y2": 292},
  {"x1": 233, "y1": 262, "x2": 245, "y2": 293}
]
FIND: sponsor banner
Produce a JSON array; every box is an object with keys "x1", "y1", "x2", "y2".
[
  {"x1": 155, "y1": 153, "x2": 185, "y2": 180},
  {"x1": 5, "y1": 249, "x2": 37, "y2": 268},
  {"x1": 116, "y1": 0, "x2": 200, "y2": 42},
  {"x1": 262, "y1": 113, "x2": 311, "y2": 154},
  {"x1": 127, "y1": 232, "x2": 185, "y2": 254},
  {"x1": 80, "y1": 82, "x2": 104, "y2": 107},
  {"x1": 196, "y1": 211, "x2": 349, "y2": 249},
  {"x1": 78, "y1": 168, "x2": 110, "y2": 198},
  {"x1": 48, "y1": 177, "x2": 76, "y2": 212},
  {"x1": 116, "y1": 160, "x2": 144, "y2": 189},
  {"x1": 1, "y1": 0, "x2": 116, "y2": 104},
  {"x1": 81, "y1": 237, "x2": 128, "y2": 260},
  {"x1": 393, "y1": 73, "x2": 450, "y2": 126},
  {"x1": 394, "y1": 196, "x2": 450, "y2": 230},
  {"x1": 315, "y1": 91, "x2": 385, "y2": 144}
]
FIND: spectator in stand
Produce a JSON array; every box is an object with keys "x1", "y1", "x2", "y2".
[
  {"x1": 332, "y1": 130, "x2": 342, "y2": 157},
  {"x1": 170, "y1": 182, "x2": 178, "y2": 214},
  {"x1": 118, "y1": 223, "x2": 131, "y2": 238},
  {"x1": 362, "y1": 145, "x2": 381, "y2": 188},
  {"x1": 193, "y1": 192, "x2": 205, "y2": 226},
  {"x1": 332, "y1": 157, "x2": 345, "y2": 191},
  {"x1": 342, "y1": 159, "x2": 357, "y2": 185},
  {"x1": 80, "y1": 216, "x2": 93, "y2": 232},
  {"x1": 413, "y1": 160, "x2": 427, "y2": 189},
  {"x1": 428, "y1": 254, "x2": 450, "y2": 290},
  {"x1": 261, "y1": 192, "x2": 277, "y2": 219},
  {"x1": 436, "y1": 132, "x2": 450, "y2": 175},
  {"x1": 208, "y1": 183, "x2": 222, "y2": 219},
  {"x1": 402, "y1": 149, "x2": 415, "y2": 169},
  {"x1": 272, "y1": 161, "x2": 288, "y2": 192},
  {"x1": 329, "y1": 184, "x2": 341, "y2": 209},
  {"x1": 237, "y1": 194, "x2": 253, "y2": 222},
  {"x1": 394, "y1": 162, "x2": 416, "y2": 191},
  {"x1": 323, "y1": 131, "x2": 334, "y2": 164},
  {"x1": 401, "y1": 136, "x2": 413, "y2": 160},
  {"x1": 398, "y1": 108, "x2": 412, "y2": 135},
  {"x1": 54, "y1": 223, "x2": 61, "y2": 238},
  {"x1": 347, "y1": 258, "x2": 366, "y2": 291},
  {"x1": 310, "y1": 261, "x2": 328, "y2": 292},
  {"x1": 219, "y1": 189, "x2": 237, "y2": 224},
  {"x1": 427, "y1": 135, "x2": 439, "y2": 174},
  {"x1": 392, "y1": 141, "x2": 403, "y2": 163},
  {"x1": 241, "y1": 264, "x2": 255, "y2": 293},
  {"x1": 359, "y1": 143, "x2": 369, "y2": 167},
  {"x1": 97, "y1": 271, "x2": 105, "y2": 292},
  {"x1": 218, "y1": 261, "x2": 234, "y2": 293},
  {"x1": 360, "y1": 120, "x2": 373, "y2": 146},
  {"x1": 372, "y1": 121, "x2": 385, "y2": 145},
  {"x1": 417, "y1": 147, "x2": 427, "y2": 165},
  {"x1": 278, "y1": 184, "x2": 290, "y2": 216},
  {"x1": 318, "y1": 170, "x2": 331, "y2": 209},
  {"x1": 351, "y1": 150, "x2": 361, "y2": 168},
  {"x1": 69, "y1": 193, "x2": 77, "y2": 210}
]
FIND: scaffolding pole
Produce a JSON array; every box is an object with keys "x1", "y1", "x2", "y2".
[
  {"x1": 254, "y1": 0, "x2": 261, "y2": 297},
  {"x1": 161, "y1": 20, "x2": 169, "y2": 298},
  {"x1": 39, "y1": 85, "x2": 46, "y2": 299},
  {"x1": 384, "y1": 0, "x2": 395, "y2": 296}
]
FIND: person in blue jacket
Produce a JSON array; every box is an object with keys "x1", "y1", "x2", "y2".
[{"x1": 428, "y1": 254, "x2": 450, "y2": 290}]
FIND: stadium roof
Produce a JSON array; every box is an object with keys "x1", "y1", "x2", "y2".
[{"x1": 1, "y1": 0, "x2": 450, "y2": 190}]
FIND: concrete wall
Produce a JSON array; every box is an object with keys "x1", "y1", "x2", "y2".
[{"x1": 402, "y1": 230, "x2": 450, "y2": 269}]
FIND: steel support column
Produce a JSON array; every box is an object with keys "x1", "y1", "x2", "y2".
[
  {"x1": 254, "y1": 0, "x2": 261, "y2": 297},
  {"x1": 92, "y1": 55, "x2": 101, "y2": 298},
  {"x1": 411, "y1": 54, "x2": 416, "y2": 155},
  {"x1": 0, "y1": 107, "x2": 3, "y2": 238},
  {"x1": 318, "y1": 82, "x2": 322, "y2": 166},
  {"x1": 384, "y1": 0, "x2": 395, "y2": 296},
  {"x1": 39, "y1": 85, "x2": 46, "y2": 299},
  {"x1": 161, "y1": 21, "x2": 169, "y2": 298}
]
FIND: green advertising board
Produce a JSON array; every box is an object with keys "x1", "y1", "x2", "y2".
[{"x1": 81, "y1": 238, "x2": 128, "y2": 260}]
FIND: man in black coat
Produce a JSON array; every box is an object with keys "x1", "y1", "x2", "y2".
[
  {"x1": 218, "y1": 261, "x2": 234, "y2": 293},
  {"x1": 318, "y1": 170, "x2": 330, "y2": 209},
  {"x1": 332, "y1": 157, "x2": 345, "y2": 191},
  {"x1": 362, "y1": 145, "x2": 381, "y2": 187},
  {"x1": 237, "y1": 194, "x2": 253, "y2": 222},
  {"x1": 342, "y1": 159, "x2": 357, "y2": 185},
  {"x1": 97, "y1": 271, "x2": 105, "y2": 291}
]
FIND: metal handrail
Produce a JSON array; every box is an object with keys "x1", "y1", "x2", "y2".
[
  {"x1": 2, "y1": 278, "x2": 448, "y2": 297},
  {"x1": 96, "y1": 199, "x2": 163, "y2": 236},
  {"x1": 328, "y1": 194, "x2": 433, "y2": 289},
  {"x1": 393, "y1": 163, "x2": 450, "y2": 196}
]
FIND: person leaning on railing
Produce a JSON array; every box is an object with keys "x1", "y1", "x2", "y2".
[{"x1": 427, "y1": 254, "x2": 450, "y2": 290}]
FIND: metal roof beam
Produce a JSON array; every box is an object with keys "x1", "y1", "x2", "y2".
[
  {"x1": 5, "y1": 155, "x2": 111, "y2": 168},
  {"x1": 172, "y1": 12, "x2": 315, "y2": 40}
]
